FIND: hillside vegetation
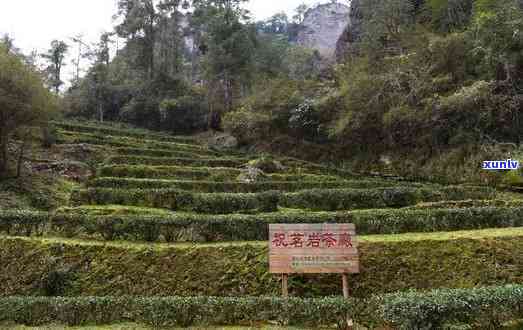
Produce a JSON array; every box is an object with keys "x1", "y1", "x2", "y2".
[
  {"x1": 0, "y1": 120, "x2": 522, "y2": 328},
  {"x1": 1, "y1": 0, "x2": 523, "y2": 328}
]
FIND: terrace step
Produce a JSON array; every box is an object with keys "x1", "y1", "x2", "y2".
[{"x1": 1, "y1": 228, "x2": 521, "y2": 297}]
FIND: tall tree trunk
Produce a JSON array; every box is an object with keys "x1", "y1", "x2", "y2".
[
  {"x1": 16, "y1": 137, "x2": 29, "y2": 179},
  {"x1": 98, "y1": 102, "x2": 104, "y2": 123},
  {"x1": 0, "y1": 127, "x2": 8, "y2": 178}
]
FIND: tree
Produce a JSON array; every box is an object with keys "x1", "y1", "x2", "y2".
[
  {"x1": 293, "y1": 3, "x2": 309, "y2": 24},
  {"x1": 1, "y1": 34, "x2": 18, "y2": 54},
  {"x1": 259, "y1": 12, "x2": 289, "y2": 34},
  {"x1": 85, "y1": 33, "x2": 114, "y2": 122},
  {"x1": 427, "y1": 0, "x2": 474, "y2": 33},
  {"x1": 472, "y1": 0, "x2": 523, "y2": 83},
  {"x1": 42, "y1": 40, "x2": 69, "y2": 93},
  {"x1": 0, "y1": 43, "x2": 55, "y2": 178},
  {"x1": 192, "y1": 0, "x2": 256, "y2": 128},
  {"x1": 360, "y1": 0, "x2": 416, "y2": 56}
]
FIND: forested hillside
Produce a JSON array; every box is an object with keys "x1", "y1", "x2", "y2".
[
  {"x1": 0, "y1": 0, "x2": 523, "y2": 329},
  {"x1": 59, "y1": 0, "x2": 523, "y2": 185}
]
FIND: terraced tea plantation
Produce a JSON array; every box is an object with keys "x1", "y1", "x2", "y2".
[{"x1": 1, "y1": 121, "x2": 522, "y2": 329}]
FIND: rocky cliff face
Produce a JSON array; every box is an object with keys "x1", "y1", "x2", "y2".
[
  {"x1": 296, "y1": 3, "x2": 351, "y2": 59},
  {"x1": 335, "y1": 0, "x2": 363, "y2": 62}
]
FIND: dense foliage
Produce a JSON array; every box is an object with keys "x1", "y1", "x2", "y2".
[
  {"x1": 2, "y1": 205, "x2": 523, "y2": 242},
  {"x1": 1, "y1": 285, "x2": 521, "y2": 328},
  {"x1": 0, "y1": 43, "x2": 55, "y2": 178},
  {"x1": 70, "y1": 185, "x2": 494, "y2": 213}
]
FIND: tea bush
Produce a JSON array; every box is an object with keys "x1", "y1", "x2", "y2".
[
  {"x1": 107, "y1": 156, "x2": 247, "y2": 167},
  {"x1": 53, "y1": 121, "x2": 198, "y2": 144},
  {"x1": 280, "y1": 186, "x2": 495, "y2": 211},
  {"x1": 98, "y1": 165, "x2": 242, "y2": 180},
  {"x1": 3, "y1": 206, "x2": 523, "y2": 242},
  {"x1": 113, "y1": 147, "x2": 215, "y2": 158},
  {"x1": 71, "y1": 188, "x2": 279, "y2": 214},
  {"x1": 88, "y1": 177, "x2": 403, "y2": 192}
]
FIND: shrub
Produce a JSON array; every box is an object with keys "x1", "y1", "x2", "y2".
[
  {"x1": 87, "y1": 177, "x2": 408, "y2": 192},
  {"x1": 98, "y1": 165, "x2": 242, "y2": 180},
  {"x1": 113, "y1": 147, "x2": 212, "y2": 159},
  {"x1": 380, "y1": 285, "x2": 523, "y2": 329},
  {"x1": 159, "y1": 95, "x2": 208, "y2": 134},
  {"x1": 106, "y1": 156, "x2": 247, "y2": 167},
  {"x1": 57, "y1": 131, "x2": 207, "y2": 154},
  {"x1": 72, "y1": 186, "x2": 495, "y2": 213},
  {"x1": 0, "y1": 296, "x2": 357, "y2": 327},
  {"x1": 45, "y1": 206, "x2": 523, "y2": 242},
  {"x1": 0, "y1": 285, "x2": 521, "y2": 328},
  {"x1": 222, "y1": 108, "x2": 270, "y2": 145},
  {"x1": 4, "y1": 205, "x2": 519, "y2": 242},
  {"x1": 53, "y1": 121, "x2": 198, "y2": 144},
  {"x1": 71, "y1": 188, "x2": 279, "y2": 214},
  {"x1": 281, "y1": 186, "x2": 495, "y2": 211},
  {"x1": 0, "y1": 210, "x2": 48, "y2": 236}
]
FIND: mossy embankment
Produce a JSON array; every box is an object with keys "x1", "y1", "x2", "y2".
[{"x1": 1, "y1": 228, "x2": 521, "y2": 297}]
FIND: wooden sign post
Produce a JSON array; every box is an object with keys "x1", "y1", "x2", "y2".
[{"x1": 269, "y1": 224, "x2": 359, "y2": 328}]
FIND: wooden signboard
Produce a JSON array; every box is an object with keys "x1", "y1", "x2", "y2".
[{"x1": 269, "y1": 223, "x2": 359, "y2": 274}]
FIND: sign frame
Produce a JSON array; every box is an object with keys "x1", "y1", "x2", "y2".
[{"x1": 269, "y1": 223, "x2": 360, "y2": 275}]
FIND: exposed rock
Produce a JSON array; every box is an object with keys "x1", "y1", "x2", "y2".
[
  {"x1": 237, "y1": 166, "x2": 267, "y2": 183},
  {"x1": 32, "y1": 160, "x2": 91, "y2": 181},
  {"x1": 335, "y1": 0, "x2": 364, "y2": 62},
  {"x1": 207, "y1": 133, "x2": 238, "y2": 151},
  {"x1": 247, "y1": 157, "x2": 285, "y2": 174},
  {"x1": 297, "y1": 3, "x2": 350, "y2": 59},
  {"x1": 57, "y1": 143, "x2": 103, "y2": 162}
]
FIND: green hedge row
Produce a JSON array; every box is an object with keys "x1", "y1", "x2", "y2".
[
  {"x1": 98, "y1": 165, "x2": 242, "y2": 180},
  {"x1": 277, "y1": 157, "x2": 359, "y2": 178},
  {"x1": 71, "y1": 188, "x2": 279, "y2": 214},
  {"x1": 1, "y1": 235, "x2": 521, "y2": 298},
  {"x1": 87, "y1": 177, "x2": 402, "y2": 192},
  {"x1": 107, "y1": 155, "x2": 248, "y2": 167},
  {"x1": 71, "y1": 186, "x2": 495, "y2": 213},
  {"x1": 57, "y1": 131, "x2": 208, "y2": 154},
  {"x1": 411, "y1": 198, "x2": 523, "y2": 209},
  {"x1": 113, "y1": 147, "x2": 214, "y2": 159},
  {"x1": 3, "y1": 206, "x2": 522, "y2": 242},
  {"x1": 0, "y1": 296, "x2": 356, "y2": 328},
  {"x1": 2, "y1": 285, "x2": 522, "y2": 328},
  {"x1": 97, "y1": 165, "x2": 344, "y2": 182},
  {"x1": 280, "y1": 186, "x2": 496, "y2": 211},
  {"x1": 53, "y1": 121, "x2": 198, "y2": 144},
  {"x1": 381, "y1": 285, "x2": 523, "y2": 329}
]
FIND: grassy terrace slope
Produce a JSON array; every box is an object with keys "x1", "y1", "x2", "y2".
[
  {"x1": 2, "y1": 120, "x2": 523, "y2": 327},
  {"x1": 1, "y1": 228, "x2": 522, "y2": 297}
]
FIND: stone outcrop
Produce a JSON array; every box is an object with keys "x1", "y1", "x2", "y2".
[
  {"x1": 296, "y1": 3, "x2": 350, "y2": 59},
  {"x1": 207, "y1": 133, "x2": 239, "y2": 151},
  {"x1": 335, "y1": 0, "x2": 364, "y2": 62}
]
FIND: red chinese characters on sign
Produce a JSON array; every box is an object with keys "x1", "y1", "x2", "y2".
[
  {"x1": 289, "y1": 233, "x2": 304, "y2": 248},
  {"x1": 269, "y1": 224, "x2": 360, "y2": 274},
  {"x1": 271, "y1": 232, "x2": 352, "y2": 249},
  {"x1": 339, "y1": 233, "x2": 353, "y2": 248},
  {"x1": 272, "y1": 233, "x2": 288, "y2": 247}
]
